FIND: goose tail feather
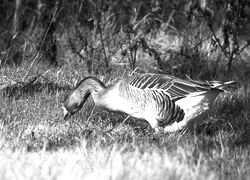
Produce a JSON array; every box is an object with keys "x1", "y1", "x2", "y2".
[{"x1": 208, "y1": 80, "x2": 236, "y2": 91}]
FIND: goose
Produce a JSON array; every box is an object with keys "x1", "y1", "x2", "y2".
[{"x1": 62, "y1": 74, "x2": 235, "y2": 132}]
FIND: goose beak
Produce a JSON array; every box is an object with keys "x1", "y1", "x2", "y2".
[{"x1": 62, "y1": 106, "x2": 71, "y2": 120}]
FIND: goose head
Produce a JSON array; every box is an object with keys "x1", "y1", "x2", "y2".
[
  {"x1": 62, "y1": 77, "x2": 106, "y2": 119},
  {"x1": 63, "y1": 88, "x2": 91, "y2": 119}
]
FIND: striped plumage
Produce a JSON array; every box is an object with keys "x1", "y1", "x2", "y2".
[{"x1": 63, "y1": 74, "x2": 235, "y2": 132}]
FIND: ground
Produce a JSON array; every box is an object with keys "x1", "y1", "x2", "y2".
[{"x1": 0, "y1": 63, "x2": 250, "y2": 180}]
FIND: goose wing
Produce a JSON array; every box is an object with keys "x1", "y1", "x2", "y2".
[{"x1": 128, "y1": 74, "x2": 219, "y2": 101}]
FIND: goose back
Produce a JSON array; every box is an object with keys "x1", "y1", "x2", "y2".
[{"x1": 127, "y1": 74, "x2": 223, "y2": 100}]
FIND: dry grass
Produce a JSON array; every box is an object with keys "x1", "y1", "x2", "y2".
[
  {"x1": 0, "y1": 62, "x2": 250, "y2": 180},
  {"x1": 0, "y1": 140, "x2": 221, "y2": 180}
]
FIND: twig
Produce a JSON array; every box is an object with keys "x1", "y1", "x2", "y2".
[
  {"x1": 115, "y1": 115, "x2": 131, "y2": 131},
  {"x1": 98, "y1": 20, "x2": 109, "y2": 68},
  {"x1": 73, "y1": 69, "x2": 83, "y2": 79},
  {"x1": 23, "y1": 5, "x2": 58, "y2": 81}
]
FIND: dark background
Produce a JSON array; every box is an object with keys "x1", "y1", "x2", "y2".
[{"x1": 0, "y1": 0, "x2": 250, "y2": 81}]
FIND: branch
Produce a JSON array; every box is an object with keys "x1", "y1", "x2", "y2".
[{"x1": 197, "y1": 6, "x2": 229, "y2": 59}]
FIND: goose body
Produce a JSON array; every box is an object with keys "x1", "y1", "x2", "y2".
[{"x1": 63, "y1": 74, "x2": 235, "y2": 132}]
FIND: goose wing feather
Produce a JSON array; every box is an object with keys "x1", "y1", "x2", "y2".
[{"x1": 127, "y1": 74, "x2": 217, "y2": 101}]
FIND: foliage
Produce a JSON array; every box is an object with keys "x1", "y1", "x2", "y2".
[
  {"x1": 0, "y1": 0, "x2": 249, "y2": 80},
  {"x1": 194, "y1": 0, "x2": 250, "y2": 75}
]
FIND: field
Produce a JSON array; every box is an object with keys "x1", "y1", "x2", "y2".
[
  {"x1": 1, "y1": 0, "x2": 250, "y2": 179},
  {"x1": 0, "y1": 62, "x2": 250, "y2": 180}
]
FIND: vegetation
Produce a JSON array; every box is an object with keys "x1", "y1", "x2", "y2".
[{"x1": 0, "y1": 0, "x2": 250, "y2": 179}]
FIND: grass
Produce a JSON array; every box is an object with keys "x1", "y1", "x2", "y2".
[
  {"x1": 1, "y1": 62, "x2": 250, "y2": 180},
  {"x1": 0, "y1": 141, "x2": 220, "y2": 180}
]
